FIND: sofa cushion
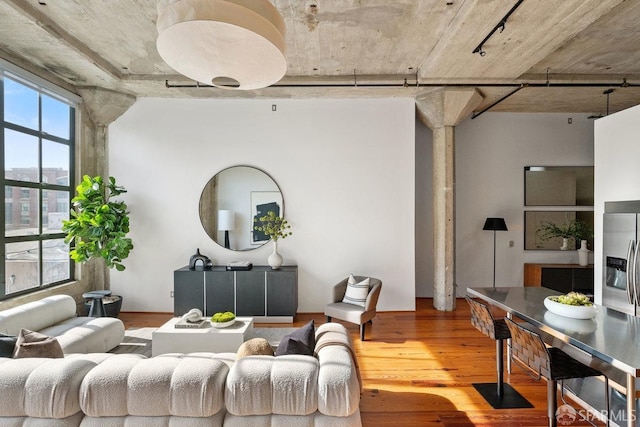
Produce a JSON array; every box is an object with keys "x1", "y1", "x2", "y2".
[
  {"x1": 275, "y1": 320, "x2": 315, "y2": 356},
  {"x1": 341, "y1": 274, "x2": 370, "y2": 307},
  {"x1": 225, "y1": 355, "x2": 319, "y2": 416},
  {"x1": 0, "y1": 357, "x2": 97, "y2": 418},
  {"x1": 80, "y1": 353, "x2": 228, "y2": 418},
  {"x1": 41, "y1": 316, "x2": 125, "y2": 354},
  {"x1": 237, "y1": 338, "x2": 274, "y2": 359},
  {"x1": 315, "y1": 323, "x2": 361, "y2": 417},
  {"x1": 0, "y1": 295, "x2": 77, "y2": 336},
  {"x1": 0, "y1": 332, "x2": 17, "y2": 357},
  {"x1": 13, "y1": 329, "x2": 64, "y2": 359}
]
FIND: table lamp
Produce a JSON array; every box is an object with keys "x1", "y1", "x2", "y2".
[{"x1": 218, "y1": 210, "x2": 235, "y2": 249}]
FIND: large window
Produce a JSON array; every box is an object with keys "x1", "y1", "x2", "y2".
[{"x1": 1, "y1": 64, "x2": 76, "y2": 299}]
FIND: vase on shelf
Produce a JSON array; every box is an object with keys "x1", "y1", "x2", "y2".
[
  {"x1": 560, "y1": 238, "x2": 570, "y2": 251},
  {"x1": 267, "y1": 240, "x2": 283, "y2": 270},
  {"x1": 578, "y1": 239, "x2": 589, "y2": 266}
]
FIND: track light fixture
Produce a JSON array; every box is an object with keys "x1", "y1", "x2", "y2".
[{"x1": 472, "y1": 0, "x2": 524, "y2": 56}]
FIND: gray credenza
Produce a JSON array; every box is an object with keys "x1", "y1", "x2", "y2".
[{"x1": 174, "y1": 265, "x2": 298, "y2": 323}]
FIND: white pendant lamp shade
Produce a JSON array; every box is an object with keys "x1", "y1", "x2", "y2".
[{"x1": 157, "y1": 0, "x2": 287, "y2": 90}]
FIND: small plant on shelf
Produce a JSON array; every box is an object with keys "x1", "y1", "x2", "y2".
[{"x1": 537, "y1": 219, "x2": 593, "y2": 249}]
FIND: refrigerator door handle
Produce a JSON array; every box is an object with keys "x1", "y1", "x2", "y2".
[
  {"x1": 635, "y1": 241, "x2": 640, "y2": 306},
  {"x1": 627, "y1": 240, "x2": 636, "y2": 304}
]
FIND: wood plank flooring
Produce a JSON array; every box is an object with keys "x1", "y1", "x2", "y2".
[{"x1": 119, "y1": 298, "x2": 606, "y2": 427}]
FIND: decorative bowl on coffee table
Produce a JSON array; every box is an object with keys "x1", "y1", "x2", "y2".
[{"x1": 210, "y1": 319, "x2": 236, "y2": 329}]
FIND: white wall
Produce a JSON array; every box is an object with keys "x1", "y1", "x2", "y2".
[
  {"x1": 454, "y1": 113, "x2": 595, "y2": 295},
  {"x1": 108, "y1": 97, "x2": 416, "y2": 313},
  {"x1": 593, "y1": 104, "x2": 640, "y2": 303},
  {"x1": 415, "y1": 118, "x2": 433, "y2": 297}
]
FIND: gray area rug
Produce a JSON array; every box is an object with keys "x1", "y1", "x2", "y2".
[{"x1": 110, "y1": 327, "x2": 298, "y2": 357}]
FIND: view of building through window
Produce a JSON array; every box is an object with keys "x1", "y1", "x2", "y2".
[{"x1": 2, "y1": 68, "x2": 75, "y2": 298}]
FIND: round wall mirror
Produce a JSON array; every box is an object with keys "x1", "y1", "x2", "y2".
[{"x1": 199, "y1": 165, "x2": 283, "y2": 251}]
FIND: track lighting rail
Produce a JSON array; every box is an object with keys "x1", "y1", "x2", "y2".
[{"x1": 472, "y1": 0, "x2": 525, "y2": 56}]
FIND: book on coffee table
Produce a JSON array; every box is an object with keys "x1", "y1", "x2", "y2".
[{"x1": 174, "y1": 318, "x2": 208, "y2": 329}]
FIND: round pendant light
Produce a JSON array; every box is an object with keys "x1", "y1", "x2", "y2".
[{"x1": 157, "y1": 0, "x2": 286, "y2": 90}]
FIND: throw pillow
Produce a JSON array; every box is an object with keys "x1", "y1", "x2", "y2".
[
  {"x1": 275, "y1": 320, "x2": 315, "y2": 356},
  {"x1": 237, "y1": 338, "x2": 274, "y2": 359},
  {"x1": 0, "y1": 333, "x2": 17, "y2": 358},
  {"x1": 13, "y1": 329, "x2": 64, "y2": 359},
  {"x1": 341, "y1": 274, "x2": 370, "y2": 307}
]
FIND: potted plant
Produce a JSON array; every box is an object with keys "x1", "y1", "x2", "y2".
[
  {"x1": 537, "y1": 219, "x2": 593, "y2": 251},
  {"x1": 62, "y1": 175, "x2": 134, "y2": 317},
  {"x1": 253, "y1": 211, "x2": 292, "y2": 269}
]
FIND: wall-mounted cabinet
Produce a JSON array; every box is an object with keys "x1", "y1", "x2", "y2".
[{"x1": 174, "y1": 265, "x2": 298, "y2": 322}]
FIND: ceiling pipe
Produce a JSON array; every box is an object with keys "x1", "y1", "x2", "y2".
[
  {"x1": 165, "y1": 79, "x2": 639, "y2": 90},
  {"x1": 164, "y1": 78, "x2": 639, "y2": 117}
]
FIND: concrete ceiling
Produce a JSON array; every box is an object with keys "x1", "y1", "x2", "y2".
[{"x1": 2, "y1": 0, "x2": 640, "y2": 116}]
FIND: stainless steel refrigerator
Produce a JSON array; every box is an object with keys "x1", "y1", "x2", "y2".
[{"x1": 602, "y1": 200, "x2": 640, "y2": 316}]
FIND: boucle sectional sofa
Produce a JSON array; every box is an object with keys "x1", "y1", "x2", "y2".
[
  {"x1": 0, "y1": 322, "x2": 362, "y2": 426},
  {"x1": 0, "y1": 294, "x2": 124, "y2": 354}
]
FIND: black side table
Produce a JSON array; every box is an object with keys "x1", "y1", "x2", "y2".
[{"x1": 83, "y1": 290, "x2": 112, "y2": 317}]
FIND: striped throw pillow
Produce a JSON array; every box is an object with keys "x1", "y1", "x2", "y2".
[{"x1": 342, "y1": 274, "x2": 370, "y2": 307}]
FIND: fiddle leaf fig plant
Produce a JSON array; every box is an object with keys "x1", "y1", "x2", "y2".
[{"x1": 62, "y1": 175, "x2": 133, "y2": 271}]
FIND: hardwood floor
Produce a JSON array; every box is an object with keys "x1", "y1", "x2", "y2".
[{"x1": 119, "y1": 298, "x2": 606, "y2": 426}]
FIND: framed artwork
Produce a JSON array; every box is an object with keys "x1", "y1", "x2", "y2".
[{"x1": 250, "y1": 191, "x2": 283, "y2": 245}]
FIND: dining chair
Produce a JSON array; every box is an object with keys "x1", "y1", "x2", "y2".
[
  {"x1": 465, "y1": 296, "x2": 532, "y2": 409},
  {"x1": 505, "y1": 317, "x2": 609, "y2": 427}
]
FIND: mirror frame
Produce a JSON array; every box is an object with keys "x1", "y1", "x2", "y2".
[{"x1": 199, "y1": 165, "x2": 284, "y2": 251}]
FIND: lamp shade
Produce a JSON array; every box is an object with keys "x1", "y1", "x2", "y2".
[
  {"x1": 156, "y1": 0, "x2": 287, "y2": 90},
  {"x1": 483, "y1": 217, "x2": 508, "y2": 231},
  {"x1": 218, "y1": 210, "x2": 235, "y2": 231}
]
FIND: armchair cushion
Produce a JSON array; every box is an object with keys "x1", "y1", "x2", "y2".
[{"x1": 341, "y1": 275, "x2": 370, "y2": 307}]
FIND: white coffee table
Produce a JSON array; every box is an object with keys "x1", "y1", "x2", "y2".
[{"x1": 152, "y1": 317, "x2": 254, "y2": 356}]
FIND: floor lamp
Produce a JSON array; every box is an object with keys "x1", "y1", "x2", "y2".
[{"x1": 483, "y1": 218, "x2": 508, "y2": 288}]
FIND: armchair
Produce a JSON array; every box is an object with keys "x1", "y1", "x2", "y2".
[{"x1": 324, "y1": 275, "x2": 382, "y2": 340}]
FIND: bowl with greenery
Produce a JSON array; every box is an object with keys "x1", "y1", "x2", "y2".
[
  {"x1": 210, "y1": 311, "x2": 236, "y2": 328},
  {"x1": 544, "y1": 292, "x2": 596, "y2": 319}
]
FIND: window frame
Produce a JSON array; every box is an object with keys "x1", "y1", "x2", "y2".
[{"x1": 1, "y1": 61, "x2": 78, "y2": 300}]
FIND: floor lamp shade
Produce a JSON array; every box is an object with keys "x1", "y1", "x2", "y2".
[
  {"x1": 483, "y1": 217, "x2": 507, "y2": 288},
  {"x1": 483, "y1": 217, "x2": 508, "y2": 231}
]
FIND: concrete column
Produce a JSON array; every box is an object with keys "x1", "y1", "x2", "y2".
[
  {"x1": 75, "y1": 87, "x2": 136, "y2": 291},
  {"x1": 416, "y1": 89, "x2": 483, "y2": 311}
]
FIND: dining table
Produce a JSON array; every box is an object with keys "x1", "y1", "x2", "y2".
[{"x1": 467, "y1": 286, "x2": 640, "y2": 427}]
